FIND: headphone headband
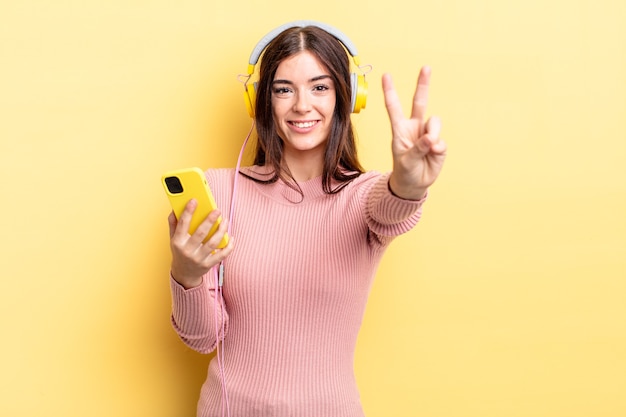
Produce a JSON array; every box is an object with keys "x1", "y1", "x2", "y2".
[
  {"x1": 243, "y1": 20, "x2": 367, "y2": 117},
  {"x1": 247, "y1": 20, "x2": 360, "y2": 75}
]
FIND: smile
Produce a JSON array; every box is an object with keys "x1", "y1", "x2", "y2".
[{"x1": 290, "y1": 121, "x2": 318, "y2": 129}]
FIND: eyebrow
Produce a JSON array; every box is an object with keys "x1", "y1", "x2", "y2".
[{"x1": 272, "y1": 75, "x2": 332, "y2": 85}]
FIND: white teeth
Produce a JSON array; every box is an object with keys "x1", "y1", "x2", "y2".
[{"x1": 292, "y1": 121, "x2": 316, "y2": 128}]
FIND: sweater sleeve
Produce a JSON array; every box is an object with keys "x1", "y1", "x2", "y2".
[
  {"x1": 363, "y1": 172, "x2": 427, "y2": 247},
  {"x1": 170, "y1": 270, "x2": 229, "y2": 354}
]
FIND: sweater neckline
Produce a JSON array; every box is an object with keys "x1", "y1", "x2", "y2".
[{"x1": 239, "y1": 165, "x2": 330, "y2": 204}]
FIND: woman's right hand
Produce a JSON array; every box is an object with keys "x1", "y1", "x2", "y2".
[{"x1": 168, "y1": 199, "x2": 234, "y2": 289}]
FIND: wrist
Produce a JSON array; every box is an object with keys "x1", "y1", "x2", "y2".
[
  {"x1": 171, "y1": 268, "x2": 203, "y2": 290},
  {"x1": 388, "y1": 173, "x2": 428, "y2": 201}
]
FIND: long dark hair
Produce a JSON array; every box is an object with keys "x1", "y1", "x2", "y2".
[{"x1": 244, "y1": 25, "x2": 364, "y2": 195}]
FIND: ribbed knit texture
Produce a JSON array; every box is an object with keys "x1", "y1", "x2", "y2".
[{"x1": 170, "y1": 166, "x2": 426, "y2": 417}]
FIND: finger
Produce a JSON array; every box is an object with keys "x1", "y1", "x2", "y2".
[
  {"x1": 168, "y1": 211, "x2": 178, "y2": 239},
  {"x1": 203, "y1": 215, "x2": 230, "y2": 252},
  {"x1": 382, "y1": 73, "x2": 405, "y2": 125},
  {"x1": 415, "y1": 134, "x2": 433, "y2": 155},
  {"x1": 188, "y1": 209, "x2": 222, "y2": 246},
  {"x1": 423, "y1": 116, "x2": 446, "y2": 156},
  {"x1": 203, "y1": 237, "x2": 235, "y2": 266},
  {"x1": 424, "y1": 116, "x2": 441, "y2": 140},
  {"x1": 411, "y1": 66, "x2": 431, "y2": 127},
  {"x1": 430, "y1": 136, "x2": 448, "y2": 156},
  {"x1": 174, "y1": 199, "x2": 198, "y2": 238},
  {"x1": 410, "y1": 117, "x2": 440, "y2": 156}
]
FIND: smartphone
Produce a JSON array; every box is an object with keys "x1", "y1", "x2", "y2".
[{"x1": 161, "y1": 167, "x2": 229, "y2": 248}]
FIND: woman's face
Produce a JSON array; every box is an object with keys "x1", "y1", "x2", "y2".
[{"x1": 271, "y1": 51, "x2": 336, "y2": 161}]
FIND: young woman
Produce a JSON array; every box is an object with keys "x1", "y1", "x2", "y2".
[{"x1": 167, "y1": 22, "x2": 446, "y2": 417}]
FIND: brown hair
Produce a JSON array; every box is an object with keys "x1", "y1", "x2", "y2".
[{"x1": 244, "y1": 25, "x2": 364, "y2": 195}]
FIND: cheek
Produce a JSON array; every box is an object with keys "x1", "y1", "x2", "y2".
[
  {"x1": 325, "y1": 98, "x2": 337, "y2": 117},
  {"x1": 271, "y1": 113, "x2": 286, "y2": 139},
  {"x1": 271, "y1": 98, "x2": 291, "y2": 119}
]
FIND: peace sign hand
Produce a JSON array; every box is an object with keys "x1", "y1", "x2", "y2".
[{"x1": 383, "y1": 66, "x2": 447, "y2": 200}]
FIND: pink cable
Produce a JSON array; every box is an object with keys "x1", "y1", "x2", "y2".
[
  {"x1": 214, "y1": 121, "x2": 255, "y2": 417},
  {"x1": 210, "y1": 267, "x2": 228, "y2": 417},
  {"x1": 228, "y1": 121, "x2": 255, "y2": 234}
]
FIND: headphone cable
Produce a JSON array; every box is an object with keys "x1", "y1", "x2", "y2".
[{"x1": 214, "y1": 120, "x2": 255, "y2": 417}]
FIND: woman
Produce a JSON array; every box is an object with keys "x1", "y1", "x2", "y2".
[{"x1": 167, "y1": 22, "x2": 446, "y2": 417}]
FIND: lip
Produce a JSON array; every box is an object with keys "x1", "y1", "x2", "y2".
[{"x1": 288, "y1": 120, "x2": 319, "y2": 132}]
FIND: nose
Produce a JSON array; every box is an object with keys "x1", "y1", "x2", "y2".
[{"x1": 293, "y1": 90, "x2": 312, "y2": 113}]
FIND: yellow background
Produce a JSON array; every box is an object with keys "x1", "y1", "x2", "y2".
[{"x1": 1, "y1": 1, "x2": 625, "y2": 416}]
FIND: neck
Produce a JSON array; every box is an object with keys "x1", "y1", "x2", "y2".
[{"x1": 282, "y1": 151, "x2": 324, "y2": 182}]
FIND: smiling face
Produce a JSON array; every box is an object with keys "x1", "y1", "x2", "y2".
[
  {"x1": 271, "y1": 51, "x2": 336, "y2": 166},
  {"x1": 251, "y1": 26, "x2": 363, "y2": 185}
]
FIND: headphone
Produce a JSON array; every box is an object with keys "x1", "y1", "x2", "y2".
[{"x1": 243, "y1": 20, "x2": 368, "y2": 118}]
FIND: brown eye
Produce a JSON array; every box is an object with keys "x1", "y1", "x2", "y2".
[{"x1": 272, "y1": 87, "x2": 292, "y2": 96}]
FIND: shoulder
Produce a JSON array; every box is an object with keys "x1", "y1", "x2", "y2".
[
  {"x1": 201, "y1": 168, "x2": 239, "y2": 198},
  {"x1": 353, "y1": 170, "x2": 385, "y2": 184},
  {"x1": 204, "y1": 167, "x2": 237, "y2": 183},
  {"x1": 344, "y1": 170, "x2": 388, "y2": 195}
]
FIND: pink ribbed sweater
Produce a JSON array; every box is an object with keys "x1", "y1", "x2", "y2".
[{"x1": 170, "y1": 166, "x2": 426, "y2": 417}]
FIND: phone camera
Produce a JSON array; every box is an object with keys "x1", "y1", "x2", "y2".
[{"x1": 165, "y1": 176, "x2": 184, "y2": 194}]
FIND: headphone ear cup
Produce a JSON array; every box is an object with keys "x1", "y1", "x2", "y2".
[
  {"x1": 350, "y1": 73, "x2": 367, "y2": 113},
  {"x1": 244, "y1": 82, "x2": 258, "y2": 118}
]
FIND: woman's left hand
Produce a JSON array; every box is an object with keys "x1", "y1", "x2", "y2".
[{"x1": 383, "y1": 66, "x2": 447, "y2": 200}]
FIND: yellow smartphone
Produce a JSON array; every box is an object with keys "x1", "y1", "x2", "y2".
[{"x1": 161, "y1": 167, "x2": 229, "y2": 248}]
